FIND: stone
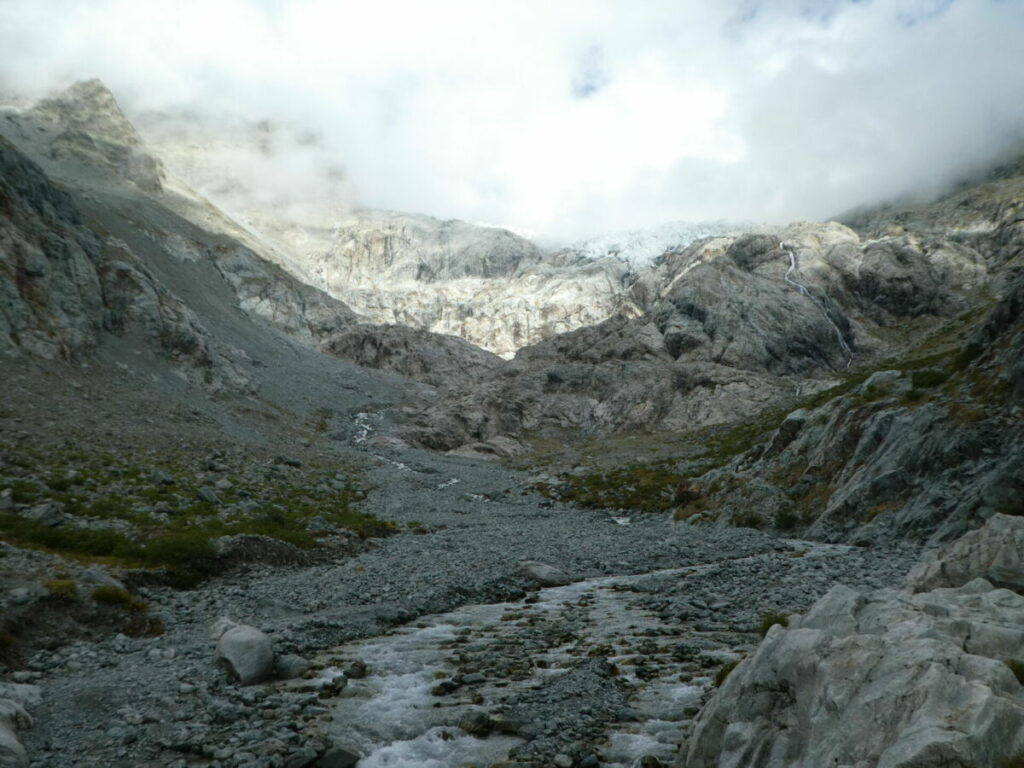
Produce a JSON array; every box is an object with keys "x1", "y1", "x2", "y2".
[
  {"x1": 344, "y1": 660, "x2": 367, "y2": 680},
  {"x1": 518, "y1": 561, "x2": 571, "y2": 587},
  {"x1": 22, "y1": 501, "x2": 66, "y2": 527},
  {"x1": 553, "y1": 754, "x2": 574, "y2": 768},
  {"x1": 457, "y1": 709, "x2": 492, "y2": 737},
  {"x1": 196, "y1": 486, "x2": 219, "y2": 505},
  {"x1": 212, "y1": 618, "x2": 274, "y2": 686},
  {"x1": 275, "y1": 654, "x2": 311, "y2": 680},
  {"x1": 316, "y1": 745, "x2": 360, "y2": 768}
]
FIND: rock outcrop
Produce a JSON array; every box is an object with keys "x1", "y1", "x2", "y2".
[
  {"x1": 906, "y1": 513, "x2": 1024, "y2": 592},
  {"x1": 398, "y1": 214, "x2": 995, "y2": 452},
  {"x1": 0, "y1": 135, "x2": 252, "y2": 392},
  {"x1": 26, "y1": 78, "x2": 165, "y2": 192},
  {"x1": 675, "y1": 259, "x2": 1024, "y2": 542},
  {"x1": 682, "y1": 578, "x2": 1024, "y2": 767}
]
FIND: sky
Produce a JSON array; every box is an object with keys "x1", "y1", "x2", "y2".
[{"x1": 1, "y1": 0, "x2": 1023, "y2": 239}]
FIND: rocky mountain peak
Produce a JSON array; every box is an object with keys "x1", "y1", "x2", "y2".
[
  {"x1": 29, "y1": 79, "x2": 143, "y2": 148},
  {"x1": 25, "y1": 79, "x2": 164, "y2": 192}
]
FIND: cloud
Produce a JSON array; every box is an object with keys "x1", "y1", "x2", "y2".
[{"x1": 1, "y1": 0, "x2": 1022, "y2": 239}]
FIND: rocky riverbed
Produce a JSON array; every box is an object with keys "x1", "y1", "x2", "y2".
[{"x1": 2, "y1": 421, "x2": 920, "y2": 767}]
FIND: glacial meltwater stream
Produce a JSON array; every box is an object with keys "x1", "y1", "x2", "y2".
[{"x1": 294, "y1": 544, "x2": 847, "y2": 768}]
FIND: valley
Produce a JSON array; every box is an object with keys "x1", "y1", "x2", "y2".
[{"x1": 0, "y1": 79, "x2": 1022, "y2": 768}]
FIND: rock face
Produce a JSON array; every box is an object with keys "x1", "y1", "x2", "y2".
[
  {"x1": 906, "y1": 513, "x2": 1024, "y2": 592},
  {"x1": 322, "y1": 323, "x2": 504, "y2": 388},
  {"x1": 399, "y1": 214, "x2": 995, "y2": 452},
  {"x1": 211, "y1": 618, "x2": 275, "y2": 686},
  {"x1": 676, "y1": 261, "x2": 1024, "y2": 542},
  {"x1": 211, "y1": 207, "x2": 642, "y2": 358},
  {"x1": 0, "y1": 134, "x2": 252, "y2": 391},
  {"x1": 682, "y1": 579, "x2": 1024, "y2": 767}
]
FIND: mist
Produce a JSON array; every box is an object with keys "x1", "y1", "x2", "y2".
[{"x1": 1, "y1": 0, "x2": 1022, "y2": 240}]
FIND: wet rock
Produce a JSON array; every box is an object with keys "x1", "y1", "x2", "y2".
[
  {"x1": 275, "y1": 654, "x2": 311, "y2": 680},
  {"x1": 344, "y1": 660, "x2": 367, "y2": 679},
  {"x1": 316, "y1": 744, "x2": 360, "y2": 768},
  {"x1": 458, "y1": 709, "x2": 492, "y2": 737}
]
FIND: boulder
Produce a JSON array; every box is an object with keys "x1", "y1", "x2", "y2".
[
  {"x1": 905, "y1": 513, "x2": 1024, "y2": 592},
  {"x1": 518, "y1": 560, "x2": 571, "y2": 587},
  {"x1": 0, "y1": 685, "x2": 38, "y2": 768},
  {"x1": 681, "y1": 581, "x2": 1024, "y2": 767},
  {"x1": 211, "y1": 618, "x2": 274, "y2": 685}
]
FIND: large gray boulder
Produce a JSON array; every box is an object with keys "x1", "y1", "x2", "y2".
[
  {"x1": 906, "y1": 513, "x2": 1024, "y2": 593},
  {"x1": 0, "y1": 684, "x2": 40, "y2": 768},
  {"x1": 681, "y1": 581, "x2": 1024, "y2": 767},
  {"x1": 210, "y1": 618, "x2": 275, "y2": 686}
]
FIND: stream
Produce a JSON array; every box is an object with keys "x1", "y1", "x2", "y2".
[{"x1": 296, "y1": 561, "x2": 775, "y2": 767}]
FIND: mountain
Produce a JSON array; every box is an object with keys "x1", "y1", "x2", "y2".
[
  {"x1": 1, "y1": 79, "x2": 1023, "y2": 768},
  {"x1": 134, "y1": 109, "x2": 749, "y2": 358}
]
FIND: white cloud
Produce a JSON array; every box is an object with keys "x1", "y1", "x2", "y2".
[{"x1": 1, "y1": 0, "x2": 1022, "y2": 238}]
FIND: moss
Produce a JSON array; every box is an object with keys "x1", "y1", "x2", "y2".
[
  {"x1": 92, "y1": 585, "x2": 147, "y2": 612},
  {"x1": 714, "y1": 659, "x2": 740, "y2": 687},
  {"x1": 758, "y1": 612, "x2": 790, "y2": 637},
  {"x1": 1006, "y1": 659, "x2": 1024, "y2": 685},
  {"x1": 46, "y1": 579, "x2": 77, "y2": 600}
]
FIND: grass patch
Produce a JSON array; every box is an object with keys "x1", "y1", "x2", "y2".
[
  {"x1": 45, "y1": 579, "x2": 77, "y2": 600},
  {"x1": 1006, "y1": 659, "x2": 1024, "y2": 685},
  {"x1": 714, "y1": 660, "x2": 740, "y2": 687},
  {"x1": 758, "y1": 612, "x2": 790, "y2": 637},
  {"x1": 92, "y1": 586, "x2": 148, "y2": 612}
]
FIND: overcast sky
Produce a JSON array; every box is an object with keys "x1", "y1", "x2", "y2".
[{"x1": 2, "y1": 0, "x2": 1023, "y2": 239}]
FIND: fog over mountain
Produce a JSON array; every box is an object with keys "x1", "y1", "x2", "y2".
[{"x1": 2, "y1": 0, "x2": 1023, "y2": 239}]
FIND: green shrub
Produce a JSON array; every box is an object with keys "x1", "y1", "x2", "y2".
[
  {"x1": 1001, "y1": 754, "x2": 1024, "y2": 768},
  {"x1": 732, "y1": 510, "x2": 762, "y2": 529},
  {"x1": 901, "y1": 388, "x2": 925, "y2": 404},
  {"x1": 954, "y1": 341, "x2": 984, "y2": 371},
  {"x1": 758, "y1": 612, "x2": 790, "y2": 637},
  {"x1": 141, "y1": 531, "x2": 218, "y2": 583},
  {"x1": 1006, "y1": 659, "x2": 1024, "y2": 685},
  {"x1": 714, "y1": 660, "x2": 740, "y2": 687},
  {"x1": 92, "y1": 586, "x2": 147, "y2": 612},
  {"x1": 910, "y1": 369, "x2": 950, "y2": 389},
  {"x1": 46, "y1": 579, "x2": 77, "y2": 600},
  {"x1": 774, "y1": 508, "x2": 798, "y2": 530}
]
